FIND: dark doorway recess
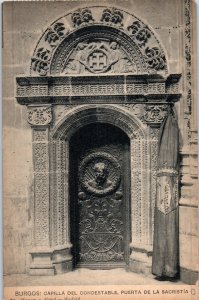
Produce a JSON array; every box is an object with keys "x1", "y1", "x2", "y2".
[{"x1": 69, "y1": 123, "x2": 131, "y2": 269}]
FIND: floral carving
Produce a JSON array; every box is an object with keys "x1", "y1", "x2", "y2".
[
  {"x1": 27, "y1": 106, "x2": 52, "y2": 126},
  {"x1": 71, "y1": 8, "x2": 94, "y2": 27},
  {"x1": 144, "y1": 47, "x2": 166, "y2": 71},
  {"x1": 45, "y1": 22, "x2": 66, "y2": 47},
  {"x1": 127, "y1": 21, "x2": 151, "y2": 47},
  {"x1": 143, "y1": 105, "x2": 168, "y2": 123},
  {"x1": 101, "y1": 8, "x2": 123, "y2": 26},
  {"x1": 31, "y1": 48, "x2": 51, "y2": 76}
]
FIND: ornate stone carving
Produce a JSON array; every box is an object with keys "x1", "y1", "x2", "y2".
[
  {"x1": 27, "y1": 106, "x2": 52, "y2": 126},
  {"x1": 100, "y1": 8, "x2": 123, "y2": 26},
  {"x1": 71, "y1": 8, "x2": 94, "y2": 27},
  {"x1": 143, "y1": 105, "x2": 168, "y2": 123},
  {"x1": 184, "y1": 0, "x2": 193, "y2": 142},
  {"x1": 79, "y1": 152, "x2": 121, "y2": 196},
  {"x1": 45, "y1": 22, "x2": 67, "y2": 47},
  {"x1": 149, "y1": 127, "x2": 159, "y2": 243},
  {"x1": 144, "y1": 47, "x2": 166, "y2": 71},
  {"x1": 33, "y1": 143, "x2": 48, "y2": 172},
  {"x1": 33, "y1": 128, "x2": 50, "y2": 247},
  {"x1": 127, "y1": 21, "x2": 151, "y2": 48},
  {"x1": 62, "y1": 40, "x2": 137, "y2": 74},
  {"x1": 30, "y1": 6, "x2": 168, "y2": 76},
  {"x1": 31, "y1": 48, "x2": 51, "y2": 76},
  {"x1": 34, "y1": 173, "x2": 49, "y2": 246},
  {"x1": 33, "y1": 129, "x2": 48, "y2": 142}
]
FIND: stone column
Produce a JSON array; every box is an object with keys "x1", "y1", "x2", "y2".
[{"x1": 27, "y1": 105, "x2": 54, "y2": 275}]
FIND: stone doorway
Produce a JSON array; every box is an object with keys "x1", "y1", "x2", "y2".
[
  {"x1": 14, "y1": 5, "x2": 182, "y2": 276},
  {"x1": 69, "y1": 123, "x2": 131, "y2": 269}
]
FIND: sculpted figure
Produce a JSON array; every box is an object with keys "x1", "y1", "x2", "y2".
[{"x1": 88, "y1": 162, "x2": 112, "y2": 190}]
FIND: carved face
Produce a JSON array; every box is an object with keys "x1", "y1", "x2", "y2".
[{"x1": 93, "y1": 162, "x2": 108, "y2": 184}]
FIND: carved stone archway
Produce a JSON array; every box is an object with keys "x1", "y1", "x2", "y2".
[{"x1": 16, "y1": 6, "x2": 181, "y2": 275}]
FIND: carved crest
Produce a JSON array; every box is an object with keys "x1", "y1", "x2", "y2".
[
  {"x1": 62, "y1": 40, "x2": 137, "y2": 74},
  {"x1": 27, "y1": 106, "x2": 52, "y2": 126}
]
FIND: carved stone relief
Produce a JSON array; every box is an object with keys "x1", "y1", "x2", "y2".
[
  {"x1": 79, "y1": 152, "x2": 121, "y2": 196},
  {"x1": 33, "y1": 128, "x2": 50, "y2": 247},
  {"x1": 143, "y1": 105, "x2": 168, "y2": 123},
  {"x1": 27, "y1": 106, "x2": 52, "y2": 126},
  {"x1": 62, "y1": 40, "x2": 137, "y2": 74},
  {"x1": 30, "y1": 6, "x2": 168, "y2": 76}
]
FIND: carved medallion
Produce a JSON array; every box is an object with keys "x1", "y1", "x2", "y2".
[{"x1": 79, "y1": 152, "x2": 121, "y2": 196}]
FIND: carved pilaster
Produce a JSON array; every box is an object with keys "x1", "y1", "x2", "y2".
[
  {"x1": 129, "y1": 134, "x2": 151, "y2": 274},
  {"x1": 149, "y1": 127, "x2": 160, "y2": 244},
  {"x1": 28, "y1": 105, "x2": 54, "y2": 275}
]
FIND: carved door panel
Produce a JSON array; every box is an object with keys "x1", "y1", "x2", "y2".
[{"x1": 70, "y1": 123, "x2": 130, "y2": 268}]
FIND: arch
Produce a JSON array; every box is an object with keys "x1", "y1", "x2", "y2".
[
  {"x1": 30, "y1": 6, "x2": 168, "y2": 77},
  {"x1": 51, "y1": 104, "x2": 146, "y2": 140}
]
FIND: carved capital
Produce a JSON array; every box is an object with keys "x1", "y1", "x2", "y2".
[
  {"x1": 27, "y1": 106, "x2": 52, "y2": 126},
  {"x1": 143, "y1": 104, "x2": 168, "y2": 124}
]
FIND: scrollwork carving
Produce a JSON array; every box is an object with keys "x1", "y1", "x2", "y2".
[{"x1": 27, "y1": 106, "x2": 52, "y2": 126}]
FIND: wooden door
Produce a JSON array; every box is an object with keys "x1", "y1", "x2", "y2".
[{"x1": 70, "y1": 123, "x2": 130, "y2": 268}]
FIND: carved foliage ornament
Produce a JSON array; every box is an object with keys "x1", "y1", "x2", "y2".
[
  {"x1": 127, "y1": 21, "x2": 151, "y2": 48},
  {"x1": 143, "y1": 105, "x2": 168, "y2": 123},
  {"x1": 27, "y1": 106, "x2": 52, "y2": 126},
  {"x1": 71, "y1": 8, "x2": 94, "y2": 27},
  {"x1": 45, "y1": 22, "x2": 66, "y2": 47},
  {"x1": 30, "y1": 6, "x2": 167, "y2": 76},
  {"x1": 100, "y1": 8, "x2": 123, "y2": 26}
]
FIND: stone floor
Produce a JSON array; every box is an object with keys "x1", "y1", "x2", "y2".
[{"x1": 4, "y1": 268, "x2": 183, "y2": 287}]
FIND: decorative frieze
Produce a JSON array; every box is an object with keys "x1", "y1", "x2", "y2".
[{"x1": 17, "y1": 74, "x2": 181, "y2": 105}]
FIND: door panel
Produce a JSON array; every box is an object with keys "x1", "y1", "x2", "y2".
[{"x1": 70, "y1": 123, "x2": 130, "y2": 268}]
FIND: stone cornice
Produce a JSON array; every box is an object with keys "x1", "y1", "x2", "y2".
[{"x1": 16, "y1": 74, "x2": 181, "y2": 105}]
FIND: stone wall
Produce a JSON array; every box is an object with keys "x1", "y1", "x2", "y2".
[{"x1": 3, "y1": 0, "x2": 198, "y2": 283}]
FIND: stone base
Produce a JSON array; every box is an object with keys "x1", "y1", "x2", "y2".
[
  {"x1": 53, "y1": 260, "x2": 73, "y2": 274},
  {"x1": 129, "y1": 249, "x2": 152, "y2": 275},
  {"x1": 29, "y1": 266, "x2": 55, "y2": 276},
  {"x1": 180, "y1": 267, "x2": 198, "y2": 284},
  {"x1": 28, "y1": 245, "x2": 73, "y2": 275}
]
